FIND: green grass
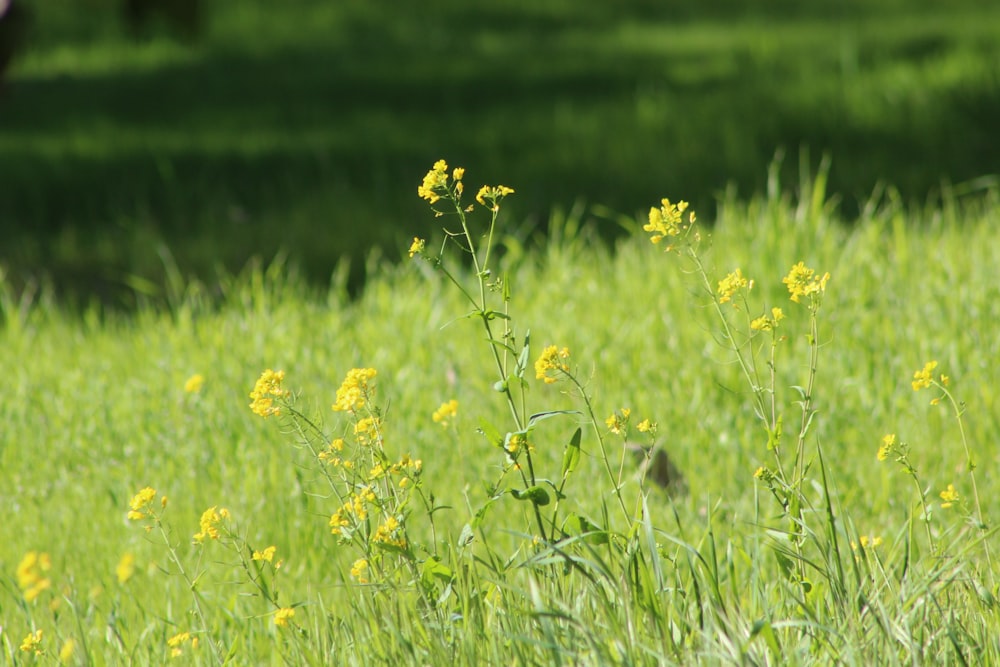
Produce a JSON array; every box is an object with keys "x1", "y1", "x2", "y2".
[
  {"x1": 2, "y1": 171, "x2": 999, "y2": 663},
  {"x1": 2, "y1": 0, "x2": 999, "y2": 303}
]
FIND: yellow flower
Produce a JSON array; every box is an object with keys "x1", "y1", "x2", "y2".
[
  {"x1": 20, "y1": 629, "x2": 44, "y2": 655},
  {"x1": 877, "y1": 434, "x2": 896, "y2": 461},
  {"x1": 249, "y1": 369, "x2": 290, "y2": 418},
  {"x1": 535, "y1": 345, "x2": 571, "y2": 384},
  {"x1": 911, "y1": 361, "x2": 937, "y2": 391},
  {"x1": 717, "y1": 268, "x2": 751, "y2": 305},
  {"x1": 274, "y1": 607, "x2": 296, "y2": 628},
  {"x1": 127, "y1": 486, "x2": 158, "y2": 521},
  {"x1": 116, "y1": 552, "x2": 136, "y2": 584},
  {"x1": 18, "y1": 551, "x2": 53, "y2": 602},
  {"x1": 418, "y1": 159, "x2": 449, "y2": 203},
  {"x1": 193, "y1": 506, "x2": 229, "y2": 543},
  {"x1": 350, "y1": 558, "x2": 369, "y2": 583},
  {"x1": 643, "y1": 198, "x2": 695, "y2": 247},
  {"x1": 332, "y1": 368, "x2": 378, "y2": 412},
  {"x1": 782, "y1": 262, "x2": 830, "y2": 303},
  {"x1": 939, "y1": 483, "x2": 960, "y2": 509},
  {"x1": 605, "y1": 408, "x2": 630, "y2": 435},
  {"x1": 252, "y1": 546, "x2": 277, "y2": 563},
  {"x1": 475, "y1": 184, "x2": 516, "y2": 210},
  {"x1": 372, "y1": 516, "x2": 407, "y2": 549},
  {"x1": 432, "y1": 399, "x2": 459, "y2": 426},
  {"x1": 354, "y1": 415, "x2": 381, "y2": 445},
  {"x1": 167, "y1": 631, "x2": 195, "y2": 658},
  {"x1": 408, "y1": 237, "x2": 426, "y2": 258},
  {"x1": 636, "y1": 419, "x2": 655, "y2": 434},
  {"x1": 751, "y1": 307, "x2": 785, "y2": 331},
  {"x1": 59, "y1": 638, "x2": 76, "y2": 664},
  {"x1": 184, "y1": 373, "x2": 205, "y2": 393}
]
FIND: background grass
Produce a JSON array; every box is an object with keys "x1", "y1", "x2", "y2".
[
  {"x1": 2, "y1": 180, "x2": 998, "y2": 662},
  {"x1": 2, "y1": 0, "x2": 999, "y2": 304}
]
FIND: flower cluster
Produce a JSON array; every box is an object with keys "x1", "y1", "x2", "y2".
[
  {"x1": 372, "y1": 515, "x2": 408, "y2": 550},
  {"x1": 717, "y1": 268, "x2": 752, "y2": 305},
  {"x1": 17, "y1": 551, "x2": 52, "y2": 602},
  {"x1": 350, "y1": 558, "x2": 370, "y2": 584},
  {"x1": 252, "y1": 545, "x2": 277, "y2": 563},
  {"x1": 432, "y1": 399, "x2": 459, "y2": 427},
  {"x1": 417, "y1": 159, "x2": 450, "y2": 204},
  {"x1": 167, "y1": 631, "x2": 198, "y2": 659},
  {"x1": 751, "y1": 307, "x2": 785, "y2": 332},
  {"x1": 274, "y1": 607, "x2": 296, "y2": 628},
  {"x1": 475, "y1": 184, "x2": 515, "y2": 211},
  {"x1": 193, "y1": 506, "x2": 230, "y2": 543},
  {"x1": 911, "y1": 360, "x2": 949, "y2": 394},
  {"x1": 249, "y1": 369, "x2": 290, "y2": 418},
  {"x1": 330, "y1": 486, "x2": 376, "y2": 536},
  {"x1": 127, "y1": 486, "x2": 166, "y2": 523},
  {"x1": 333, "y1": 368, "x2": 378, "y2": 413},
  {"x1": 939, "y1": 483, "x2": 960, "y2": 509},
  {"x1": 782, "y1": 261, "x2": 830, "y2": 303},
  {"x1": 643, "y1": 198, "x2": 696, "y2": 249},
  {"x1": 606, "y1": 408, "x2": 632, "y2": 435},
  {"x1": 408, "y1": 237, "x2": 426, "y2": 258},
  {"x1": 535, "y1": 345, "x2": 571, "y2": 384},
  {"x1": 20, "y1": 629, "x2": 43, "y2": 655},
  {"x1": 877, "y1": 433, "x2": 896, "y2": 462}
]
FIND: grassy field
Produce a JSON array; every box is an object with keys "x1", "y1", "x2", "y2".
[
  {"x1": 2, "y1": 161, "x2": 999, "y2": 663},
  {"x1": 2, "y1": 0, "x2": 999, "y2": 304}
]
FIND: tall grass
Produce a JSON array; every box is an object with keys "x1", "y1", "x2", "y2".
[{"x1": 1, "y1": 172, "x2": 999, "y2": 664}]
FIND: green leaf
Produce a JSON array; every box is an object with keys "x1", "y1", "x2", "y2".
[
  {"x1": 482, "y1": 310, "x2": 510, "y2": 321},
  {"x1": 562, "y1": 513, "x2": 608, "y2": 545},
  {"x1": 749, "y1": 619, "x2": 782, "y2": 660},
  {"x1": 526, "y1": 410, "x2": 579, "y2": 428},
  {"x1": 560, "y1": 427, "x2": 582, "y2": 479},
  {"x1": 421, "y1": 556, "x2": 454, "y2": 584},
  {"x1": 511, "y1": 486, "x2": 551, "y2": 506},
  {"x1": 478, "y1": 419, "x2": 504, "y2": 448}
]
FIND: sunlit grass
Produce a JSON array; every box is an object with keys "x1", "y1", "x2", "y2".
[{"x1": 2, "y1": 172, "x2": 998, "y2": 662}]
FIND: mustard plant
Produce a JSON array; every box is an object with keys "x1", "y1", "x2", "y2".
[{"x1": 643, "y1": 197, "x2": 831, "y2": 585}]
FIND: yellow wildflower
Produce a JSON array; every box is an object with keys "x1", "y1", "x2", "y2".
[
  {"x1": 372, "y1": 516, "x2": 407, "y2": 549},
  {"x1": 18, "y1": 551, "x2": 52, "y2": 602},
  {"x1": 408, "y1": 237, "x2": 426, "y2": 258},
  {"x1": 127, "y1": 486, "x2": 158, "y2": 521},
  {"x1": 782, "y1": 262, "x2": 830, "y2": 303},
  {"x1": 418, "y1": 159, "x2": 449, "y2": 203},
  {"x1": 354, "y1": 415, "x2": 381, "y2": 445},
  {"x1": 20, "y1": 629, "x2": 44, "y2": 655},
  {"x1": 332, "y1": 368, "x2": 378, "y2": 413},
  {"x1": 116, "y1": 552, "x2": 136, "y2": 584},
  {"x1": 475, "y1": 184, "x2": 515, "y2": 210},
  {"x1": 717, "y1": 268, "x2": 751, "y2": 305},
  {"x1": 351, "y1": 558, "x2": 370, "y2": 583},
  {"x1": 636, "y1": 418, "x2": 655, "y2": 434},
  {"x1": 184, "y1": 373, "x2": 205, "y2": 393},
  {"x1": 274, "y1": 607, "x2": 296, "y2": 627},
  {"x1": 252, "y1": 546, "x2": 277, "y2": 563},
  {"x1": 606, "y1": 408, "x2": 631, "y2": 435},
  {"x1": 643, "y1": 198, "x2": 695, "y2": 247},
  {"x1": 432, "y1": 399, "x2": 459, "y2": 426},
  {"x1": 59, "y1": 638, "x2": 76, "y2": 664},
  {"x1": 193, "y1": 506, "x2": 229, "y2": 543},
  {"x1": 911, "y1": 361, "x2": 937, "y2": 391},
  {"x1": 939, "y1": 483, "x2": 960, "y2": 509},
  {"x1": 249, "y1": 369, "x2": 290, "y2": 418},
  {"x1": 535, "y1": 345, "x2": 571, "y2": 384},
  {"x1": 877, "y1": 434, "x2": 896, "y2": 461},
  {"x1": 167, "y1": 631, "x2": 195, "y2": 658},
  {"x1": 751, "y1": 307, "x2": 785, "y2": 331}
]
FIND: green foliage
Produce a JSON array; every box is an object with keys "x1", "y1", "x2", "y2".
[
  {"x1": 2, "y1": 0, "x2": 999, "y2": 303},
  {"x1": 1, "y1": 168, "x2": 999, "y2": 664}
]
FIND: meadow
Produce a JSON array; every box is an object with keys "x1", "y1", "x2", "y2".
[{"x1": 2, "y1": 160, "x2": 999, "y2": 664}]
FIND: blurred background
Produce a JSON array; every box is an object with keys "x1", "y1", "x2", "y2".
[{"x1": 1, "y1": 0, "x2": 998, "y2": 307}]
